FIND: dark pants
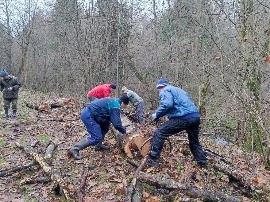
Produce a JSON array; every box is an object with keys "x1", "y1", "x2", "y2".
[
  {"x1": 150, "y1": 117, "x2": 207, "y2": 166},
  {"x1": 4, "y1": 98, "x2": 18, "y2": 110},
  {"x1": 81, "y1": 107, "x2": 110, "y2": 145},
  {"x1": 136, "y1": 101, "x2": 144, "y2": 125}
]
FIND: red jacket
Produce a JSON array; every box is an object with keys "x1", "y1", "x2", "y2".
[{"x1": 87, "y1": 84, "x2": 112, "y2": 99}]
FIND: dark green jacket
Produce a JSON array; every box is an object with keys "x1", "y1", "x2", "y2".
[{"x1": 0, "y1": 76, "x2": 21, "y2": 99}]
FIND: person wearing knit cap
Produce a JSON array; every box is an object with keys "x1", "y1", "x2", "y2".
[
  {"x1": 121, "y1": 86, "x2": 145, "y2": 125},
  {"x1": 146, "y1": 78, "x2": 208, "y2": 169},
  {"x1": 68, "y1": 95, "x2": 129, "y2": 160},
  {"x1": 0, "y1": 70, "x2": 22, "y2": 119},
  {"x1": 87, "y1": 83, "x2": 117, "y2": 102}
]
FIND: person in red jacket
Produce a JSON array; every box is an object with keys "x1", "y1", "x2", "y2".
[{"x1": 87, "y1": 83, "x2": 116, "y2": 102}]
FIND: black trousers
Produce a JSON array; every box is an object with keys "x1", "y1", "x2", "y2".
[{"x1": 150, "y1": 117, "x2": 207, "y2": 166}]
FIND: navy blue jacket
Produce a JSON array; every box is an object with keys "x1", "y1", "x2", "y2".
[{"x1": 87, "y1": 98, "x2": 126, "y2": 134}]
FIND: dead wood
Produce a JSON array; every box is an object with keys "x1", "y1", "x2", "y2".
[
  {"x1": 31, "y1": 140, "x2": 39, "y2": 147},
  {"x1": 125, "y1": 155, "x2": 149, "y2": 202},
  {"x1": 138, "y1": 172, "x2": 240, "y2": 202},
  {"x1": 0, "y1": 160, "x2": 36, "y2": 177},
  {"x1": 44, "y1": 141, "x2": 56, "y2": 164},
  {"x1": 127, "y1": 159, "x2": 139, "y2": 168},
  {"x1": 205, "y1": 149, "x2": 270, "y2": 199},
  {"x1": 24, "y1": 98, "x2": 75, "y2": 111},
  {"x1": 15, "y1": 142, "x2": 73, "y2": 200},
  {"x1": 20, "y1": 176, "x2": 51, "y2": 185},
  {"x1": 113, "y1": 114, "x2": 151, "y2": 158},
  {"x1": 76, "y1": 166, "x2": 89, "y2": 202},
  {"x1": 41, "y1": 118, "x2": 79, "y2": 122},
  {"x1": 206, "y1": 150, "x2": 264, "y2": 188},
  {"x1": 132, "y1": 182, "x2": 142, "y2": 202}
]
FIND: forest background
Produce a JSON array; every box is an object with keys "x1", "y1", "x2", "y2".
[{"x1": 1, "y1": 0, "x2": 270, "y2": 165}]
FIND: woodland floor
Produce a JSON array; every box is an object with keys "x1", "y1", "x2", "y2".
[{"x1": 0, "y1": 90, "x2": 270, "y2": 202}]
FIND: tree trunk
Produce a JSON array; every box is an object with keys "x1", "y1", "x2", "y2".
[
  {"x1": 112, "y1": 114, "x2": 151, "y2": 158},
  {"x1": 138, "y1": 172, "x2": 240, "y2": 202}
]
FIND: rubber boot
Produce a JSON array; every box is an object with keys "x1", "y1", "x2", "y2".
[
  {"x1": 3, "y1": 109, "x2": 8, "y2": 119},
  {"x1": 145, "y1": 155, "x2": 160, "y2": 168},
  {"x1": 95, "y1": 142, "x2": 110, "y2": 151},
  {"x1": 68, "y1": 138, "x2": 90, "y2": 160},
  {"x1": 12, "y1": 110, "x2": 17, "y2": 118}
]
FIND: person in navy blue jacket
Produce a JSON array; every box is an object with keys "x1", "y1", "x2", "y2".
[
  {"x1": 147, "y1": 79, "x2": 208, "y2": 169},
  {"x1": 68, "y1": 95, "x2": 129, "y2": 160}
]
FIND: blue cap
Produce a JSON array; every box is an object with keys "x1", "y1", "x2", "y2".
[
  {"x1": 0, "y1": 70, "x2": 8, "y2": 77},
  {"x1": 110, "y1": 83, "x2": 117, "y2": 89},
  {"x1": 156, "y1": 78, "x2": 169, "y2": 89}
]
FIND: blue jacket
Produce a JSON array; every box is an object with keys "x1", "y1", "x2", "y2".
[
  {"x1": 87, "y1": 98, "x2": 126, "y2": 134},
  {"x1": 155, "y1": 85, "x2": 199, "y2": 120}
]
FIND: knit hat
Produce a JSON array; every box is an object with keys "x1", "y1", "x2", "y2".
[
  {"x1": 156, "y1": 78, "x2": 169, "y2": 89},
  {"x1": 110, "y1": 83, "x2": 117, "y2": 89},
  {"x1": 119, "y1": 94, "x2": 129, "y2": 105},
  {"x1": 121, "y1": 86, "x2": 128, "y2": 92},
  {"x1": 0, "y1": 70, "x2": 8, "y2": 77}
]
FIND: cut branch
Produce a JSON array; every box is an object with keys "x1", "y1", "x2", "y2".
[
  {"x1": 125, "y1": 155, "x2": 149, "y2": 202},
  {"x1": 20, "y1": 176, "x2": 51, "y2": 185},
  {"x1": 15, "y1": 142, "x2": 74, "y2": 200},
  {"x1": 0, "y1": 160, "x2": 36, "y2": 177},
  {"x1": 44, "y1": 141, "x2": 56, "y2": 164},
  {"x1": 76, "y1": 166, "x2": 90, "y2": 202}
]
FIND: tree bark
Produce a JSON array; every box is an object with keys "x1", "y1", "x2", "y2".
[
  {"x1": 138, "y1": 172, "x2": 240, "y2": 202},
  {"x1": 125, "y1": 155, "x2": 149, "y2": 202},
  {"x1": 76, "y1": 166, "x2": 89, "y2": 202},
  {"x1": 113, "y1": 114, "x2": 151, "y2": 158},
  {"x1": 24, "y1": 98, "x2": 75, "y2": 111},
  {"x1": 20, "y1": 176, "x2": 51, "y2": 185},
  {"x1": 0, "y1": 160, "x2": 36, "y2": 177},
  {"x1": 15, "y1": 142, "x2": 73, "y2": 200},
  {"x1": 205, "y1": 149, "x2": 270, "y2": 198},
  {"x1": 44, "y1": 141, "x2": 56, "y2": 164}
]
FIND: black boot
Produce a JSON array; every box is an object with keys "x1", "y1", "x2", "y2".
[
  {"x1": 145, "y1": 156, "x2": 160, "y2": 168},
  {"x1": 3, "y1": 109, "x2": 8, "y2": 119},
  {"x1": 12, "y1": 110, "x2": 17, "y2": 118},
  {"x1": 68, "y1": 138, "x2": 90, "y2": 160},
  {"x1": 95, "y1": 142, "x2": 110, "y2": 151}
]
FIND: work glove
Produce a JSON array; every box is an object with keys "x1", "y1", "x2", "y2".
[{"x1": 152, "y1": 113, "x2": 157, "y2": 121}]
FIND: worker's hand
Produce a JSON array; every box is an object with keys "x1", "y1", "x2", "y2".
[
  {"x1": 152, "y1": 113, "x2": 157, "y2": 121},
  {"x1": 8, "y1": 87, "x2": 13, "y2": 91}
]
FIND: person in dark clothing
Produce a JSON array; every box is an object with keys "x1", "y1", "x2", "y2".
[
  {"x1": 68, "y1": 95, "x2": 129, "y2": 160},
  {"x1": 0, "y1": 70, "x2": 22, "y2": 119},
  {"x1": 146, "y1": 78, "x2": 208, "y2": 169}
]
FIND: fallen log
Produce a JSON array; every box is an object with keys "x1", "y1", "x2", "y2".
[
  {"x1": 20, "y1": 176, "x2": 51, "y2": 185},
  {"x1": 205, "y1": 150, "x2": 270, "y2": 200},
  {"x1": 0, "y1": 160, "x2": 36, "y2": 177},
  {"x1": 125, "y1": 155, "x2": 149, "y2": 202},
  {"x1": 138, "y1": 171, "x2": 240, "y2": 202},
  {"x1": 76, "y1": 166, "x2": 89, "y2": 202},
  {"x1": 206, "y1": 150, "x2": 263, "y2": 189},
  {"x1": 44, "y1": 141, "x2": 56, "y2": 164},
  {"x1": 15, "y1": 142, "x2": 74, "y2": 200},
  {"x1": 24, "y1": 98, "x2": 75, "y2": 111},
  {"x1": 132, "y1": 182, "x2": 143, "y2": 202},
  {"x1": 113, "y1": 114, "x2": 151, "y2": 158}
]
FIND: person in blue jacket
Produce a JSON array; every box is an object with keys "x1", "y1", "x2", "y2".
[
  {"x1": 147, "y1": 78, "x2": 208, "y2": 169},
  {"x1": 68, "y1": 95, "x2": 129, "y2": 160}
]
